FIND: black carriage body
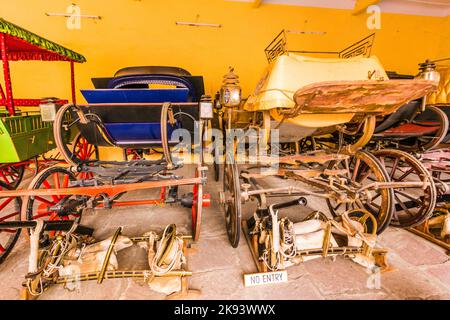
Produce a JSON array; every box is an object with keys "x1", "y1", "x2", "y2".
[{"x1": 77, "y1": 66, "x2": 204, "y2": 148}]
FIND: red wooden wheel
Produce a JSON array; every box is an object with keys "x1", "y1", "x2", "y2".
[
  {"x1": 0, "y1": 181, "x2": 22, "y2": 264},
  {"x1": 0, "y1": 164, "x2": 25, "y2": 189},
  {"x1": 22, "y1": 166, "x2": 81, "y2": 237}
]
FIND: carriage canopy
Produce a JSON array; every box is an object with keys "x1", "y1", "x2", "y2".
[{"x1": 0, "y1": 18, "x2": 85, "y2": 62}]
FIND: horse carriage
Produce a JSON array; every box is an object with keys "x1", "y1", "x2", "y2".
[
  {"x1": 212, "y1": 31, "x2": 439, "y2": 273},
  {"x1": 0, "y1": 63, "x2": 212, "y2": 298},
  {"x1": 336, "y1": 57, "x2": 450, "y2": 248},
  {"x1": 0, "y1": 19, "x2": 99, "y2": 263},
  {"x1": 0, "y1": 19, "x2": 93, "y2": 190},
  {"x1": 406, "y1": 60, "x2": 450, "y2": 252}
]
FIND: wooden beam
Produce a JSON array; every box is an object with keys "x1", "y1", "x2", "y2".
[
  {"x1": 353, "y1": 0, "x2": 382, "y2": 15},
  {"x1": 252, "y1": 0, "x2": 262, "y2": 8}
]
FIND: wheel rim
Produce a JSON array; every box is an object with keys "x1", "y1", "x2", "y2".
[
  {"x1": 0, "y1": 181, "x2": 22, "y2": 264},
  {"x1": 0, "y1": 164, "x2": 25, "y2": 189},
  {"x1": 54, "y1": 104, "x2": 99, "y2": 167},
  {"x1": 327, "y1": 151, "x2": 394, "y2": 234},
  {"x1": 223, "y1": 155, "x2": 241, "y2": 247},
  {"x1": 23, "y1": 167, "x2": 80, "y2": 238},
  {"x1": 192, "y1": 172, "x2": 203, "y2": 241},
  {"x1": 375, "y1": 149, "x2": 436, "y2": 228}
]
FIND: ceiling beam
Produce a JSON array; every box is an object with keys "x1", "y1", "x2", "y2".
[
  {"x1": 252, "y1": 0, "x2": 263, "y2": 8},
  {"x1": 353, "y1": 0, "x2": 382, "y2": 15}
]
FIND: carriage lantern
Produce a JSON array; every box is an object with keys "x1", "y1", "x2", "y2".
[
  {"x1": 39, "y1": 97, "x2": 62, "y2": 122},
  {"x1": 416, "y1": 60, "x2": 440, "y2": 111},
  {"x1": 220, "y1": 67, "x2": 242, "y2": 107},
  {"x1": 416, "y1": 60, "x2": 440, "y2": 83}
]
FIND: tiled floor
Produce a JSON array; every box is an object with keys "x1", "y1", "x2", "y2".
[{"x1": 0, "y1": 165, "x2": 449, "y2": 300}]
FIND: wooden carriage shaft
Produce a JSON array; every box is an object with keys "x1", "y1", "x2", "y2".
[
  {"x1": 357, "y1": 181, "x2": 431, "y2": 193},
  {"x1": 242, "y1": 181, "x2": 432, "y2": 202},
  {"x1": 54, "y1": 270, "x2": 192, "y2": 284},
  {"x1": 0, "y1": 177, "x2": 203, "y2": 198}
]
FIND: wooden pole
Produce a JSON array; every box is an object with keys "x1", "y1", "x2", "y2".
[
  {"x1": 70, "y1": 61, "x2": 76, "y2": 104},
  {"x1": 1, "y1": 33, "x2": 15, "y2": 115}
]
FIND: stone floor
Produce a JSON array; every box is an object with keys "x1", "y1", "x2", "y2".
[{"x1": 0, "y1": 164, "x2": 449, "y2": 300}]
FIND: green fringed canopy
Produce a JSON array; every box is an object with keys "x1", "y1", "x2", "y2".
[{"x1": 0, "y1": 18, "x2": 86, "y2": 63}]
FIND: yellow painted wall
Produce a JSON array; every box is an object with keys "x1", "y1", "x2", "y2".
[
  {"x1": 0, "y1": 0, "x2": 448, "y2": 102},
  {"x1": 437, "y1": 16, "x2": 449, "y2": 60}
]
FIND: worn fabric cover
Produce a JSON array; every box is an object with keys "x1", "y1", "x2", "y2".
[{"x1": 244, "y1": 53, "x2": 389, "y2": 112}]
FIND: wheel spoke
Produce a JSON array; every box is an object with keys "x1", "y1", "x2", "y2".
[
  {"x1": 358, "y1": 169, "x2": 372, "y2": 184},
  {"x1": 351, "y1": 158, "x2": 361, "y2": 181},
  {"x1": 42, "y1": 180, "x2": 60, "y2": 202},
  {"x1": 394, "y1": 194, "x2": 414, "y2": 217},
  {"x1": 0, "y1": 196, "x2": 14, "y2": 211},
  {"x1": 62, "y1": 174, "x2": 69, "y2": 188},
  {"x1": 0, "y1": 171, "x2": 10, "y2": 185},
  {"x1": 396, "y1": 168, "x2": 415, "y2": 182},
  {"x1": 389, "y1": 157, "x2": 399, "y2": 179},
  {"x1": 0, "y1": 210, "x2": 20, "y2": 222},
  {"x1": 2, "y1": 229, "x2": 17, "y2": 234},
  {"x1": 34, "y1": 196, "x2": 55, "y2": 206},
  {"x1": 32, "y1": 211, "x2": 55, "y2": 219},
  {"x1": 396, "y1": 190, "x2": 423, "y2": 203},
  {"x1": 371, "y1": 192, "x2": 382, "y2": 202},
  {"x1": 334, "y1": 202, "x2": 342, "y2": 211},
  {"x1": 53, "y1": 172, "x2": 60, "y2": 190}
]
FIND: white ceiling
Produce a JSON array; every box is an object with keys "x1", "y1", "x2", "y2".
[{"x1": 231, "y1": 0, "x2": 450, "y2": 17}]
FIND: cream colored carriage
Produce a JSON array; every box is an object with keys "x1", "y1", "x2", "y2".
[{"x1": 213, "y1": 31, "x2": 438, "y2": 272}]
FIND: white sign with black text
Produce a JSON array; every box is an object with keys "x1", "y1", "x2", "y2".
[{"x1": 244, "y1": 271, "x2": 288, "y2": 287}]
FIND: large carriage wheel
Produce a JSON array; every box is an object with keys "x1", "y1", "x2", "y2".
[
  {"x1": 22, "y1": 166, "x2": 81, "y2": 237},
  {"x1": 374, "y1": 149, "x2": 436, "y2": 228},
  {"x1": 54, "y1": 104, "x2": 99, "y2": 167},
  {"x1": 0, "y1": 181, "x2": 22, "y2": 264},
  {"x1": 0, "y1": 164, "x2": 25, "y2": 189},
  {"x1": 326, "y1": 150, "x2": 394, "y2": 234},
  {"x1": 222, "y1": 154, "x2": 242, "y2": 248},
  {"x1": 399, "y1": 106, "x2": 449, "y2": 152}
]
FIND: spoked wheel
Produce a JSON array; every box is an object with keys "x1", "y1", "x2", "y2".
[
  {"x1": 374, "y1": 149, "x2": 436, "y2": 228},
  {"x1": 222, "y1": 154, "x2": 242, "y2": 247},
  {"x1": 71, "y1": 132, "x2": 99, "y2": 179},
  {"x1": 345, "y1": 209, "x2": 378, "y2": 236},
  {"x1": 22, "y1": 166, "x2": 83, "y2": 238},
  {"x1": 327, "y1": 150, "x2": 394, "y2": 234},
  {"x1": 0, "y1": 181, "x2": 22, "y2": 264},
  {"x1": 399, "y1": 106, "x2": 449, "y2": 152},
  {"x1": 0, "y1": 164, "x2": 25, "y2": 189},
  {"x1": 54, "y1": 104, "x2": 99, "y2": 167}
]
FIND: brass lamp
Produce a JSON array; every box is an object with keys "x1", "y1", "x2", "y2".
[
  {"x1": 416, "y1": 60, "x2": 441, "y2": 112},
  {"x1": 416, "y1": 60, "x2": 440, "y2": 83},
  {"x1": 220, "y1": 67, "x2": 242, "y2": 108}
]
